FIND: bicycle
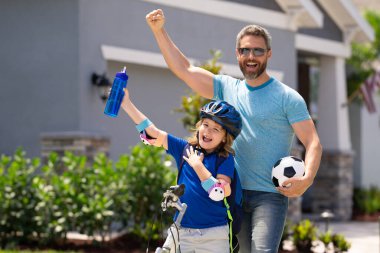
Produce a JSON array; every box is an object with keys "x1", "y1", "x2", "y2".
[{"x1": 151, "y1": 184, "x2": 187, "y2": 253}]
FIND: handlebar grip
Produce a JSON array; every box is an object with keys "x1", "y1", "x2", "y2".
[{"x1": 170, "y1": 184, "x2": 185, "y2": 197}]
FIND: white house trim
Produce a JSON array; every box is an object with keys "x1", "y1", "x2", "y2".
[
  {"x1": 296, "y1": 34, "x2": 351, "y2": 58},
  {"x1": 317, "y1": 0, "x2": 374, "y2": 43},
  {"x1": 143, "y1": 0, "x2": 372, "y2": 44},
  {"x1": 142, "y1": 0, "x2": 291, "y2": 30},
  {"x1": 276, "y1": 0, "x2": 323, "y2": 29},
  {"x1": 101, "y1": 45, "x2": 284, "y2": 81}
]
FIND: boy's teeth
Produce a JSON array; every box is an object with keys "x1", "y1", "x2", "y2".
[{"x1": 203, "y1": 136, "x2": 212, "y2": 142}]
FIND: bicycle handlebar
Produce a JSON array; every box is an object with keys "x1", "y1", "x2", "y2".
[{"x1": 161, "y1": 184, "x2": 185, "y2": 212}]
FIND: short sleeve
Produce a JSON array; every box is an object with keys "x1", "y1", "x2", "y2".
[
  {"x1": 213, "y1": 75, "x2": 225, "y2": 101},
  {"x1": 285, "y1": 90, "x2": 311, "y2": 124},
  {"x1": 166, "y1": 134, "x2": 188, "y2": 170},
  {"x1": 216, "y1": 154, "x2": 235, "y2": 180}
]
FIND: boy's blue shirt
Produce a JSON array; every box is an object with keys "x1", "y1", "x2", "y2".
[
  {"x1": 213, "y1": 75, "x2": 311, "y2": 193},
  {"x1": 167, "y1": 134, "x2": 234, "y2": 228}
]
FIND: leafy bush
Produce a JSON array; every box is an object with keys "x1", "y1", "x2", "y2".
[
  {"x1": 285, "y1": 219, "x2": 352, "y2": 253},
  {"x1": 115, "y1": 144, "x2": 176, "y2": 241},
  {"x1": 292, "y1": 219, "x2": 317, "y2": 253},
  {"x1": 332, "y1": 233, "x2": 351, "y2": 253},
  {"x1": 0, "y1": 148, "x2": 45, "y2": 247},
  {"x1": 318, "y1": 230, "x2": 333, "y2": 252},
  {"x1": 353, "y1": 186, "x2": 380, "y2": 215},
  {"x1": 0, "y1": 144, "x2": 176, "y2": 249}
]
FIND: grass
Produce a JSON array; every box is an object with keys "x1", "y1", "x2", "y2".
[{"x1": 0, "y1": 251, "x2": 81, "y2": 253}]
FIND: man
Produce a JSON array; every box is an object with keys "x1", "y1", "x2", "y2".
[{"x1": 145, "y1": 9, "x2": 322, "y2": 253}]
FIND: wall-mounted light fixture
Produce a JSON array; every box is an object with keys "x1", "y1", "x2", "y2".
[{"x1": 91, "y1": 72, "x2": 111, "y2": 102}]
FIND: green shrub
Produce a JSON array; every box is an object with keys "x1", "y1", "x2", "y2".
[
  {"x1": 0, "y1": 148, "x2": 45, "y2": 247},
  {"x1": 0, "y1": 144, "x2": 176, "y2": 249},
  {"x1": 353, "y1": 186, "x2": 380, "y2": 215},
  {"x1": 318, "y1": 230, "x2": 333, "y2": 252},
  {"x1": 119, "y1": 144, "x2": 176, "y2": 241},
  {"x1": 292, "y1": 219, "x2": 317, "y2": 253},
  {"x1": 332, "y1": 233, "x2": 351, "y2": 253},
  {"x1": 48, "y1": 152, "x2": 126, "y2": 240}
]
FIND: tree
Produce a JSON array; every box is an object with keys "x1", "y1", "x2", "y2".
[
  {"x1": 175, "y1": 50, "x2": 223, "y2": 131},
  {"x1": 346, "y1": 10, "x2": 380, "y2": 103}
]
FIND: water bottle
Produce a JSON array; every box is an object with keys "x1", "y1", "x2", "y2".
[{"x1": 104, "y1": 66, "x2": 128, "y2": 117}]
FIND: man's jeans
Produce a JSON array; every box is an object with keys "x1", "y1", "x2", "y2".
[{"x1": 237, "y1": 190, "x2": 288, "y2": 253}]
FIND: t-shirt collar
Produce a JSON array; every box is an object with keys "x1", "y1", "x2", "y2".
[{"x1": 245, "y1": 77, "x2": 274, "y2": 91}]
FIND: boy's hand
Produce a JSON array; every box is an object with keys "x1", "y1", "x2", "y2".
[
  {"x1": 183, "y1": 145, "x2": 204, "y2": 170},
  {"x1": 121, "y1": 88, "x2": 130, "y2": 108},
  {"x1": 146, "y1": 9, "x2": 165, "y2": 32}
]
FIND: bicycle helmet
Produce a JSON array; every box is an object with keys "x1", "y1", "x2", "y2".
[{"x1": 200, "y1": 100, "x2": 242, "y2": 139}]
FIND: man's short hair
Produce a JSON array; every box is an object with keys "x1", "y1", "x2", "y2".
[{"x1": 236, "y1": 25, "x2": 272, "y2": 50}]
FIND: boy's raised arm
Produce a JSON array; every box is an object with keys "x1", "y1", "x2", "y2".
[{"x1": 121, "y1": 89, "x2": 168, "y2": 149}]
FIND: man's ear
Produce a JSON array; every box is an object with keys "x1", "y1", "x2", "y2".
[{"x1": 267, "y1": 49, "x2": 272, "y2": 59}]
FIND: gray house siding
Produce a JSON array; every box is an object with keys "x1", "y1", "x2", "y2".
[
  {"x1": 0, "y1": 0, "x2": 80, "y2": 157},
  {"x1": 299, "y1": 0, "x2": 343, "y2": 42},
  {"x1": 0, "y1": 0, "x2": 349, "y2": 162}
]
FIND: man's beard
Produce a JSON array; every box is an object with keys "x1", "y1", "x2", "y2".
[{"x1": 239, "y1": 60, "x2": 267, "y2": 80}]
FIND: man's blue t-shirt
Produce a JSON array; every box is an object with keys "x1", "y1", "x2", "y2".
[
  {"x1": 213, "y1": 75, "x2": 311, "y2": 193},
  {"x1": 167, "y1": 134, "x2": 234, "y2": 228}
]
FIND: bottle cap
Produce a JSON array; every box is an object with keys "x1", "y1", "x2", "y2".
[{"x1": 115, "y1": 66, "x2": 128, "y2": 81}]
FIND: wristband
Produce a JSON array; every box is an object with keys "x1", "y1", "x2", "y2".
[
  {"x1": 201, "y1": 176, "x2": 218, "y2": 192},
  {"x1": 136, "y1": 118, "x2": 152, "y2": 133}
]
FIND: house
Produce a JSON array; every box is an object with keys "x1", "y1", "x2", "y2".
[{"x1": 0, "y1": 0, "x2": 374, "y2": 220}]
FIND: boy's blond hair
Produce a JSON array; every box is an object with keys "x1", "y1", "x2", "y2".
[{"x1": 187, "y1": 120, "x2": 235, "y2": 158}]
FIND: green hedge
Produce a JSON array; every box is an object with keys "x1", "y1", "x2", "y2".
[
  {"x1": 354, "y1": 186, "x2": 380, "y2": 215},
  {"x1": 0, "y1": 144, "x2": 176, "y2": 249}
]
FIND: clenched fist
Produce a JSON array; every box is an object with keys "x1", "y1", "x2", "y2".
[{"x1": 146, "y1": 9, "x2": 165, "y2": 31}]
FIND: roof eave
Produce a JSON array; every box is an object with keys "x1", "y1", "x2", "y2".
[
  {"x1": 276, "y1": 0, "x2": 323, "y2": 30},
  {"x1": 317, "y1": 0, "x2": 374, "y2": 43}
]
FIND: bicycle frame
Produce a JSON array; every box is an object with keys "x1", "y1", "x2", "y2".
[{"x1": 155, "y1": 184, "x2": 187, "y2": 253}]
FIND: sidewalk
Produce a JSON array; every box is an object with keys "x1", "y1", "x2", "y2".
[
  {"x1": 327, "y1": 221, "x2": 378, "y2": 253},
  {"x1": 315, "y1": 221, "x2": 379, "y2": 253}
]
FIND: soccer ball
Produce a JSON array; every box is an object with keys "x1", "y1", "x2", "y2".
[{"x1": 271, "y1": 156, "x2": 305, "y2": 187}]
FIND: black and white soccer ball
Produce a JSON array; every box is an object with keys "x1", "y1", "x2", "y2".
[{"x1": 271, "y1": 156, "x2": 305, "y2": 187}]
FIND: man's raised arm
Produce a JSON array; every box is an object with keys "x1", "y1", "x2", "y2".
[{"x1": 146, "y1": 9, "x2": 214, "y2": 99}]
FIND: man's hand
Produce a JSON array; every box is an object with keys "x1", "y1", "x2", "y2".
[
  {"x1": 276, "y1": 176, "x2": 313, "y2": 198},
  {"x1": 146, "y1": 9, "x2": 165, "y2": 32}
]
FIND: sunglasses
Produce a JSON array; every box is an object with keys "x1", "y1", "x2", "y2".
[{"x1": 238, "y1": 47, "x2": 268, "y2": 57}]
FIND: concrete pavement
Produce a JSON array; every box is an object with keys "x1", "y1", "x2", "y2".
[
  {"x1": 282, "y1": 221, "x2": 379, "y2": 253},
  {"x1": 325, "y1": 221, "x2": 379, "y2": 253}
]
